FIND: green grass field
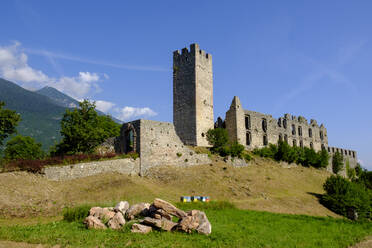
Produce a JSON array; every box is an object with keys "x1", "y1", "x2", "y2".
[{"x1": 0, "y1": 202, "x2": 370, "y2": 248}]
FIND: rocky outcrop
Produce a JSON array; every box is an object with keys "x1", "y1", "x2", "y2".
[{"x1": 84, "y1": 198, "x2": 212, "y2": 235}]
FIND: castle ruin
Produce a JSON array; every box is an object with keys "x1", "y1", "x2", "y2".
[{"x1": 116, "y1": 43, "x2": 358, "y2": 175}]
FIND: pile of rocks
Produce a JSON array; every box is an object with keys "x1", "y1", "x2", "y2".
[{"x1": 84, "y1": 198, "x2": 211, "y2": 235}]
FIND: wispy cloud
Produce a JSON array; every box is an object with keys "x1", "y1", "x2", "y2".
[
  {"x1": 0, "y1": 41, "x2": 104, "y2": 99},
  {"x1": 275, "y1": 41, "x2": 365, "y2": 110},
  {"x1": 25, "y1": 48, "x2": 170, "y2": 72},
  {"x1": 95, "y1": 100, "x2": 157, "y2": 122}
]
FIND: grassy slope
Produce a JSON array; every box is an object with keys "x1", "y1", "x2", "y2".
[
  {"x1": 0, "y1": 203, "x2": 371, "y2": 248},
  {"x1": 0, "y1": 156, "x2": 337, "y2": 218},
  {"x1": 0, "y1": 157, "x2": 371, "y2": 247}
]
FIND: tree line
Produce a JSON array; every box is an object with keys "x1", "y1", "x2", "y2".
[{"x1": 0, "y1": 100, "x2": 120, "y2": 166}]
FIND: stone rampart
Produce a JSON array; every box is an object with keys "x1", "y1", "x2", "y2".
[{"x1": 43, "y1": 158, "x2": 140, "y2": 181}]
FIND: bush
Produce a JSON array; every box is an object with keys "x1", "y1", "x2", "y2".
[
  {"x1": 322, "y1": 175, "x2": 371, "y2": 220},
  {"x1": 225, "y1": 142, "x2": 245, "y2": 158},
  {"x1": 206, "y1": 128, "x2": 229, "y2": 153},
  {"x1": 253, "y1": 141, "x2": 329, "y2": 169},
  {"x1": 63, "y1": 205, "x2": 92, "y2": 222},
  {"x1": 4, "y1": 135, "x2": 44, "y2": 160},
  {"x1": 332, "y1": 151, "x2": 344, "y2": 174}
]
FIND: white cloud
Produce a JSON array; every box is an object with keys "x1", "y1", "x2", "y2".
[
  {"x1": 115, "y1": 106, "x2": 157, "y2": 121},
  {"x1": 79, "y1": 72, "x2": 99, "y2": 83},
  {"x1": 95, "y1": 100, "x2": 116, "y2": 113},
  {"x1": 0, "y1": 41, "x2": 105, "y2": 99},
  {"x1": 0, "y1": 42, "x2": 49, "y2": 83}
]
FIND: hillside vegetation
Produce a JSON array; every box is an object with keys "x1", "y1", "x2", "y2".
[{"x1": 0, "y1": 156, "x2": 337, "y2": 218}]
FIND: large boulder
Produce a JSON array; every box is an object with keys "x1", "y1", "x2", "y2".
[
  {"x1": 84, "y1": 216, "x2": 107, "y2": 229},
  {"x1": 177, "y1": 210, "x2": 211, "y2": 235},
  {"x1": 131, "y1": 223, "x2": 152, "y2": 234},
  {"x1": 89, "y1": 207, "x2": 115, "y2": 221},
  {"x1": 114, "y1": 201, "x2": 130, "y2": 215},
  {"x1": 126, "y1": 203, "x2": 151, "y2": 220},
  {"x1": 153, "y1": 198, "x2": 187, "y2": 218},
  {"x1": 108, "y1": 212, "x2": 126, "y2": 230},
  {"x1": 142, "y1": 217, "x2": 178, "y2": 232},
  {"x1": 148, "y1": 204, "x2": 172, "y2": 220}
]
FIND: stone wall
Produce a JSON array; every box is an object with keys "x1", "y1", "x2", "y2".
[
  {"x1": 43, "y1": 158, "x2": 139, "y2": 181},
  {"x1": 173, "y1": 43, "x2": 214, "y2": 147},
  {"x1": 226, "y1": 96, "x2": 329, "y2": 151},
  {"x1": 138, "y1": 119, "x2": 211, "y2": 175}
]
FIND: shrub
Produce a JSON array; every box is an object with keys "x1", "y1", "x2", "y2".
[
  {"x1": 4, "y1": 135, "x2": 44, "y2": 160},
  {"x1": 322, "y1": 175, "x2": 371, "y2": 220},
  {"x1": 176, "y1": 152, "x2": 182, "y2": 157},
  {"x1": 226, "y1": 142, "x2": 245, "y2": 158},
  {"x1": 332, "y1": 151, "x2": 344, "y2": 174},
  {"x1": 254, "y1": 141, "x2": 329, "y2": 169},
  {"x1": 346, "y1": 160, "x2": 356, "y2": 180},
  {"x1": 63, "y1": 205, "x2": 92, "y2": 222},
  {"x1": 206, "y1": 128, "x2": 229, "y2": 153}
]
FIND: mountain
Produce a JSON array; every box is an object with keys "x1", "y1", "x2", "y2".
[
  {"x1": 0, "y1": 78, "x2": 67, "y2": 150},
  {"x1": 0, "y1": 78, "x2": 121, "y2": 151},
  {"x1": 35, "y1": 86, "x2": 122, "y2": 124},
  {"x1": 35, "y1": 86, "x2": 79, "y2": 108}
]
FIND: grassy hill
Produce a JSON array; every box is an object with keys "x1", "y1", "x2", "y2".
[
  {"x1": 0, "y1": 78, "x2": 67, "y2": 151},
  {"x1": 0, "y1": 157, "x2": 371, "y2": 247},
  {"x1": 0, "y1": 156, "x2": 338, "y2": 218}
]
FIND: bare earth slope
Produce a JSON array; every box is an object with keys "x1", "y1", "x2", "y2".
[{"x1": 0, "y1": 156, "x2": 337, "y2": 219}]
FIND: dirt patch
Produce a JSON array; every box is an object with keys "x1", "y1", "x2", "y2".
[
  {"x1": 0, "y1": 156, "x2": 338, "y2": 219},
  {"x1": 349, "y1": 236, "x2": 372, "y2": 248}
]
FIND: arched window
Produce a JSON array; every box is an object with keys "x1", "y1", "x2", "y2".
[
  {"x1": 328, "y1": 147, "x2": 330, "y2": 152},
  {"x1": 124, "y1": 125, "x2": 136, "y2": 153},
  {"x1": 284, "y1": 134, "x2": 288, "y2": 143},
  {"x1": 293, "y1": 139, "x2": 297, "y2": 147},
  {"x1": 292, "y1": 124, "x2": 296, "y2": 135},
  {"x1": 320, "y1": 131, "x2": 324, "y2": 140},
  {"x1": 300, "y1": 140, "x2": 303, "y2": 148},
  {"x1": 263, "y1": 135, "x2": 268, "y2": 146},
  {"x1": 246, "y1": 131, "x2": 251, "y2": 146},
  {"x1": 283, "y1": 119, "x2": 287, "y2": 129},
  {"x1": 321, "y1": 144, "x2": 325, "y2": 151},
  {"x1": 278, "y1": 133, "x2": 283, "y2": 143},
  {"x1": 262, "y1": 118, "x2": 267, "y2": 132},
  {"x1": 308, "y1": 128, "x2": 312, "y2": 138},
  {"x1": 298, "y1": 126, "x2": 302, "y2": 136},
  {"x1": 245, "y1": 115, "x2": 251, "y2": 130},
  {"x1": 310, "y1": 142, "x2": 314, "y2": 150},
  {"x1": 278, "y1": 118, "x2": 282, "y2": 127}
]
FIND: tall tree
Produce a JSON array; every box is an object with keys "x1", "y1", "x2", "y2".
[
  {"x1": 4, "y1": 135, "x2": 44, "y2": 160},
  {"x1": 0, "y1": 101, "x2": 21, "y2": 146},
  {"x1": 54, "y1": 100, "x2": 120, "y2": 155}
]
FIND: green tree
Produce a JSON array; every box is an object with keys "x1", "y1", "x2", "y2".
[
  {"x1": 322, "y1": 175, "x2": 371, "y2": 220},
  {"x1": 318, "y1": 149, "x2": 330, "y2": 168},
  {"x1": 0, "y1": 102, "x2": 21, "y2": 146},
  {"x1": 332, "y1": 151, "x2": 344, "y2": 174},
  {"x1": 54, "y1": 100, "x2": 121, "y2": 155},
  {"x1": 4, "y1": 135, "x2": 44, "y2": 160},
  {"x1": 206, "y1": 128, "x2": 229, "y2": 153}
]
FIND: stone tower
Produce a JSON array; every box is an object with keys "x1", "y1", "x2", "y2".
[
  {"x1": 225, "y1": 96, "x2": 245, "y2": 144},
  {"x1": 173, "y1": 43, "x2": 214, "y2": 146}
]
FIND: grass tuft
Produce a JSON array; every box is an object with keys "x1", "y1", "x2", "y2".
[{"x1": 63, "y1": 205, "x2": 92, "y2": 222}]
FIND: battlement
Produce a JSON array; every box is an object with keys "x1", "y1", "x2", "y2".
[
  {"x1": 328, "y1": 146, "x2": 357, "y2": 159},
  {"x1": 173, "y1": 43, "x2": 211, "y2": 60}
]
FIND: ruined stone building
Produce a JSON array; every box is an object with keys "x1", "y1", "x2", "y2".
[{"x1": 116, "y1": 43, "x2": 358, "y2": 174}]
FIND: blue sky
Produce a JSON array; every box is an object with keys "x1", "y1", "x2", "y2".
[{"x1": 0, "y1": 0, "x2": 371, "y2": 169}]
